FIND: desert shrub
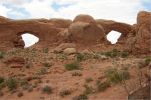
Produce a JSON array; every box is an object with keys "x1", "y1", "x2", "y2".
[
  {"x1": 76, "y1": 53, "x2": 85, "y2": 62},
  {"x1": 137, "y1": 58, "x2": 151, "y2": 68},
  {"x1": 96, "y1": 80, "x2": 110, "y2": 92},
  {"x1": 0, "y1": 77, "x2": 4, "y2": 84},
  {"x1": 72, "y1": 94, "x2": 88, "y2": 100},
  {"x1": 43, "y1": 48, "x2": 49, "y2": 53},
  {"x1": 121, "y1": 52, "x2": 129, "y2": 58},
  {"x1": 105, "y1": 68, "x2": 130, "y2": 83},
  {"x1": 6, "y1": 78, "x2": 17, "y2": 91},
  {"x1": 83, "y1": 85, "x2": 94, "y2": 95},
  {"x1": 36, "y1": 68, "x2": 47, "y2": 75},
  {"x1": 102, "y1": 49, "x2": 119, "y2": 58},
  {"x1": 85, "y1": 78, "x2": 93, "y2": 83},
  {"x1": 0, "y1": 51, "x2": 4, "y2": 59},
  {"x1": 65, "y1": 61, "x2": 80, "y2": 71},
  {"x1": 102, "y1": 49, "x2": 129, "y2": 58},
  {"x1": 42, "y1": 85, "x2": 52, "y2": 94},
  {"x1": 59, "y1": 89, "x2": 71, "y2": 97},
  {"x1": 20, "y1": 79, "x2": 28, "y2": 86},
  {"x1": 72, "y1": 71, "x2": 82, "y2": 76},
  {"x1": 43, "y1": 62, "x2": 52, "y2": 68},
  {"x1": 144, "y1": 57, "x2": 151, "y2": 65}
]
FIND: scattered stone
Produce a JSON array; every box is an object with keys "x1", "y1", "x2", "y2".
[
  {"x1": 17, "y1": 92, "x2": 23, "y2": 97},
  {"x1": 63, "y1": 48, "x2": 77, "y2": 54}
]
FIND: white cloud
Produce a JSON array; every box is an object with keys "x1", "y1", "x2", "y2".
[
  {"x1": 0, "y1": 0, "x2": 30, "y2": 5},
  {"x1": 0, "y1": 5, "x2": 9, "y2": 17},
  {"x1": 22, "y1": 0, "x2": 54, "y2": 18}
]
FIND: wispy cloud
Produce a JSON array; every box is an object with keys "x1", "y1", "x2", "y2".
[{"x1": 0, "y1": 0, "x2": 150, "y2": 23}]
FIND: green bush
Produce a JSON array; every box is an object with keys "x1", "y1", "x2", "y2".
[
  {"x1": 85, "y1": 78, "x2": 93, "y2": 83},
  {"x1": 72, "y1": 94, "x2": 88, "y2": 100},
  {"x1": 0, "y1": 51, "x2": 4, "y2": 59},
  {"x1": 72, "y1": 71, "x2": 82, "y2": 76},
  {"x1": 6, "y1": 78, "x2": 17, "y2": 91},
  {"x1": 0, "y1": 77, "x2": 4, "y2": 84},
  {"x1": 43, "y1": 62, "x2": 52, "y2": 68},
  {"x1": 83, "y1": 85, "x2": 94, "y2": 95},
  {"x1": 59, "y1": 89, "x2": 71, "y2": 97},
  {"x1": 102, "y1": 49, "x2": 119, "y2": 58},
  {"x1": 20, "y1": 79, "x2": 28, "y2": 86},
  {"x1": 42, "y1": 85, "x2": 52, "y2": 94},
  {"x1": 102, "y1": 49, "x2": 129, "y2": 58},
  {"x1": 96, "y1": 81, "x2": 110, "y2": 92},
  {"x1": 65, "y1": 62, "x2": 80, "y2": 71},
  {"x1": 121, "y1": 52, "x2": 129, "y2": 58},
  {"x1": 43, "y1": 48, "x2": 49, "y2": 53},
  {"x1": 76, "y1": 53, "x2": 85, "y2": 62},
  {"x1": 36, "y1": 68, "x2": 47, "y2": 75},
  {"x1": 105, "y1": 68, "x2": 130, "y2": 83},
  {"x1": 145, "y1": 57, "x2": 151, "y2": 65}
]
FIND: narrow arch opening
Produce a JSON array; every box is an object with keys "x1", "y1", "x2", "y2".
[
  {"x1": 106, "y1": 31, "x2": 121, "y2": 44},
  {"x1": 21, "y1": 33, "x2": 39, "y2": 48}
]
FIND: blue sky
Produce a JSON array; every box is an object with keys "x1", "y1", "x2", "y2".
[
  {"x1": 0, "y1": 0, "x2": 150, "y2": 23},
  {"x1": 0, "y1": 0, "x2": 150, "y2": 47}
]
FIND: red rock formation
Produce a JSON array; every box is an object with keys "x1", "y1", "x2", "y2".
[
  {"x1": 0, "y1": 17, "x2": 62, "y2": 50},
  {"x1": 125, "y1": 11, "x2": 151, "y2": 54},
  {"x1": 0, "y1": 11, "x2": 150, "y2": 54},
  {"x1": 96, "y1": 19, "x2": 133, "y2": 43}
]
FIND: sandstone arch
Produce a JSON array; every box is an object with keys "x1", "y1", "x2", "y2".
[
  {"x1": 0, "y1": 18, "x2": 62, "y2": 50},
  {"x1": 96, "y1": 19, "x2": 133, "y2": 43}
]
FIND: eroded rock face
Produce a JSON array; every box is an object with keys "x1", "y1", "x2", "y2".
[
  {"x1": 0, "y1": 11, "x2": 150, "y2": 54},
  {"x1": 68, "y1": 22, "x2": 106, "y2": 45},
  {"x1": 125, "y1": 11, "x2": 151, "y2": 54}
]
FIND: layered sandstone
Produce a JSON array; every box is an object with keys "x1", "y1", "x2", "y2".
[{"x1": 0, "y1": 11, "x2": 150, "y2": 54}]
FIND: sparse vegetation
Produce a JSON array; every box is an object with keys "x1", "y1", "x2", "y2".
[
  {"x1": 0, "y1": 51, "x2": 4, "y2": 59},
  {"x1": 72, "y1": 94, "x2": 88, "y2": 100},
  {"x1": 65, "y1": 61, "x2": 80, "y2": 71},
  {"x1": 43, "y1": 48, "x2": 49, "y2": 53},
  {"x1": 6, "y1": 78, "x2": 17, "y2": 91},
  {"x1": 36, "y1": 68, "x2": 47, "y2": 75},
  {"x1": 96, "y1": 80, "x2": 110, "y2": 92},
  {"x1": 0, "y1": 77, "x2": 4, "y2": 84},
  {"x1": 105, "y1": 68, "x2": 130, "y2": 84},
  {"x1": 59, "y1": 89, "x2": 71, "y2": 97},
  {"x1": 102, "y1": 49, "x2": 129, "y2": 58},
  {"x1": 20, "y1": 79, "x2": 28, "y2": 86},
  {"x1": 76, "y1": 53, "x2": 85, "y2": 62},
  {"x1": 83, "y1": 84, "x2": 94, "y2": 95},
  {"x1": 43, "y1": 62, "x2": 52, "y2": 68},
  {"x1": 42, "y1": 85, "x2": 52, "y2": 94},
  {"x1": 121, "y1": 51, "x2": 129, "y2": 58},
  {"x1": 137, "y1": 57, "x2": 151, "y2": 68},
  {"x1": 72, "y1": 71, "x2": 82, "y2": 76},
  {"x1": 85, "y1": 78, "x2": 93, "y2": 83},
  {"x1": 144, "y1": 57, "x2": 151, "y2": 65}
]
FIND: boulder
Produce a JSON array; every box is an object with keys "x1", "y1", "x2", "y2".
[
  {"x1": 63, "y1": 48, "x2": 77, "y2": 54},
  {"x1": 53, "y1": 43, "x2": 76, "y2": 53},
  {"x1": 73, "y1": 14, "x2": 96, "y2": 23},
  {"x1": 68, "y1": 21, "x2": 106, "y2": 45}
]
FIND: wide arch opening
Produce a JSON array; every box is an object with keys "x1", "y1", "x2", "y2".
[
  {"x1": 106, "y1": 31, "x2": 121, "y2": 44},
  {"x1": 21, "y1": 33, "x2": 39, "y2": 48}
]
